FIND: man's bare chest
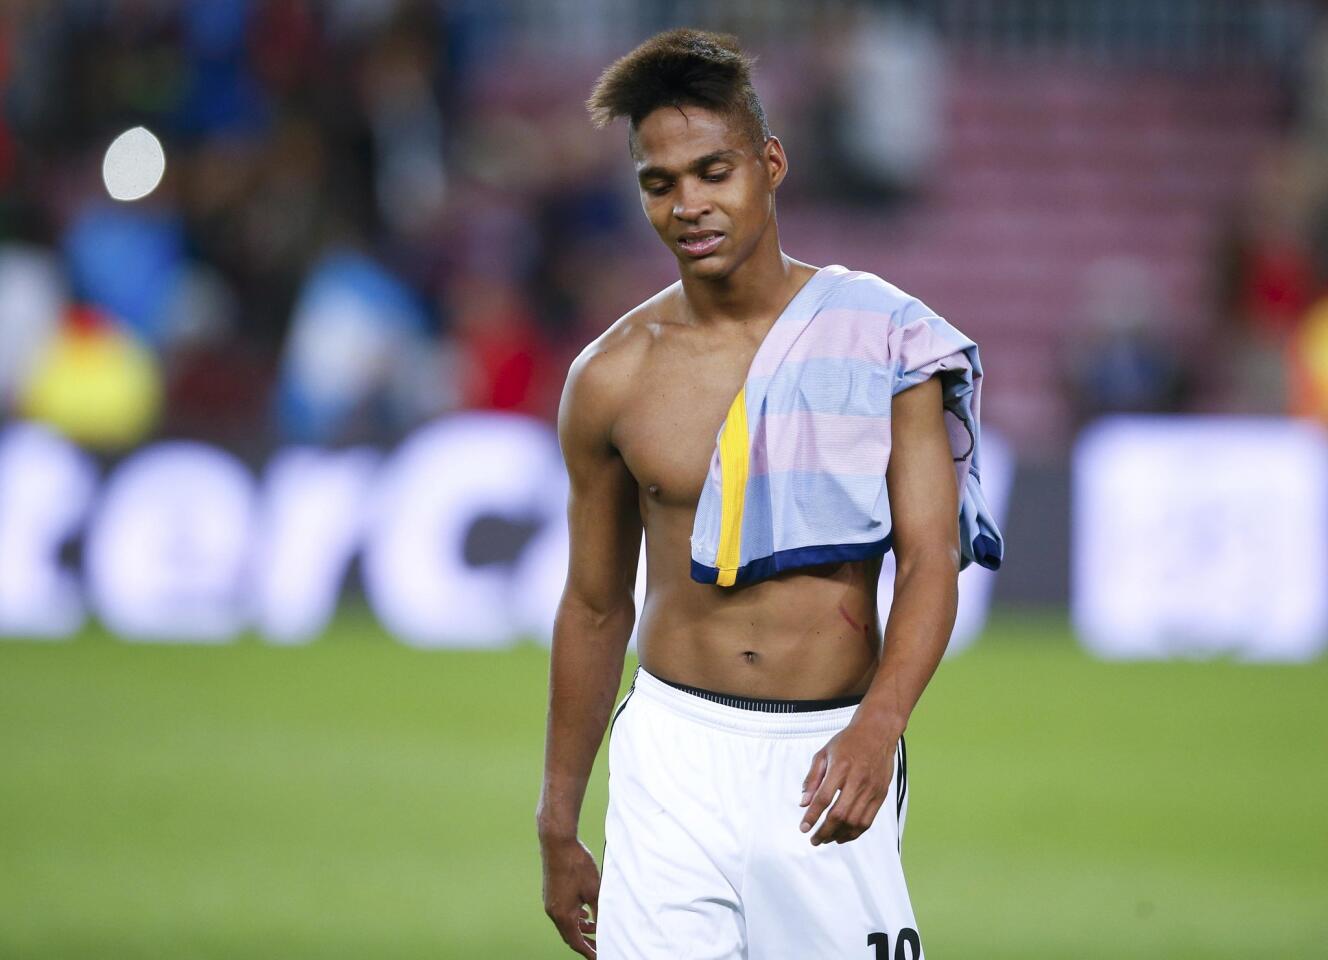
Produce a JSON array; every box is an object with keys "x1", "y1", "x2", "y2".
[{"x1": 612, "y1": 334, "x2": 764, "y2": 509}]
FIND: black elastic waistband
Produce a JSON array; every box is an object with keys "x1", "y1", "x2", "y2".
[{"x1": 656, "y1": 674, "x2": 864, "y2": 713}]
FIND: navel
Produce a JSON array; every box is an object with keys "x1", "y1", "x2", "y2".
[
  {"x1": 741, "y1": 650, "x2": 758, "y2": 663},
  {"x1": 647, "y1": 483, "x2": 661, "y2": 497}
]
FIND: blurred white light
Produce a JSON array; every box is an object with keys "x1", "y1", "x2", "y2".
[
  {"x1": 86, "y1": 442, "x2": 255, "y2": 643},
  {"x1": 362, "y1": 414, "x2": 567, "y2": 649},
  {"x1": 252, "y1": 446, "x2": 380, "y2": 644},
  {"x1": 0, "y1": 423, "x2": 96, "y2": 639},
  {"x1": 101, "y1": 126, "x2": 166, "y2": 202},
  {"x1": 1072, "y1": 416, "x2": 1328, "y2": 662}
]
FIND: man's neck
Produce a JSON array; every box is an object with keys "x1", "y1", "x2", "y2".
[{"x1": 677, "y1": 231, "x2": 814, "y2": 327}]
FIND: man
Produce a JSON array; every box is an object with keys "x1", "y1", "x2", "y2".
[{"x1": 537, "y1": 28, "x2": 1000, "y2": 960}]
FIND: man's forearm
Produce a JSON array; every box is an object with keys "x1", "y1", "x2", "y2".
[
  {"x1": 536, "y1": 597, "x2": 636, "y2": 840},
  {"x1": 854, "y1": 551, "x2": 959, "y2": 740}
]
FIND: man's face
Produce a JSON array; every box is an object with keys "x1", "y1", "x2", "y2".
[{"x1": 632, "y1": 105, "x2": 783, "y2": 281}]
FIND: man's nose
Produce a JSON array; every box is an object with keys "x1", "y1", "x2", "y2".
[{"x1": 672, "y1": 180, "x2": 710, "y2": 221}]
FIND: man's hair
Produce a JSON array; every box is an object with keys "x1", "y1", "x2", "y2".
[{"x1": 586, "y1": 28, "x2": 770, "y2": 156}]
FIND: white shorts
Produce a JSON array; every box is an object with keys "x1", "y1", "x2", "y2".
[{"x1": 597, "y1": 666, "x2": 922, "y2": 960}]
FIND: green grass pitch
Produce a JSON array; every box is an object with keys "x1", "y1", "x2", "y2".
[{"x1": 1, "y1": 609, "x2": 1324, "y2": 958}]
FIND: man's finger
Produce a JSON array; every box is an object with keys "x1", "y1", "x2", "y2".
[
  {"x1": 800, "y1": 774, "x2": 842, "y2": 835},
  {"x1": 555, "y1": 914, "x2": 596, "y2": 959},
  {"x1": 836, "y1": 778, "x2": 892, "y2": 843},
  {"x1": 847, "y1": 792, "x2": 886, "y2": 840},
  {"x1": 800, "y1": 751, "x2": 827, "y2": 806},
  {"x1": 813, "y1": 771, "x2": 876, "y2": 844},
  {"x1": 811, "y1": 785, "x2": 856, "y2": 845},
  {"x1": 843, "y1": 780, "x2": 884, "y2": 824}
]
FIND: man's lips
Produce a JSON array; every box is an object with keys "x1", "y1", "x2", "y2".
[{"x1": 677, "y1": 231, "x2": 724, "y2": 257}]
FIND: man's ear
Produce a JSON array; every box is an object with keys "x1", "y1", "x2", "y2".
[{"x1": 765, "y1": 136, "x2": 788, "y2": 191}]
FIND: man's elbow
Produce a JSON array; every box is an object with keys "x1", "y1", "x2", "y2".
[
  {"x1": 556, "y1": 586, "x2": 637, "y2": 635},
  {"x1": 893, "y1": 538, "x2": 961, "y2": 585}
]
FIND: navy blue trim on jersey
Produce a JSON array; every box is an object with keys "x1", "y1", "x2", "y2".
[
  {"x1": 973, "y1": 533, "x2": 1002, "y2": 570},
  {"x1": 690, "y1": 534, "x2": 894, "y2": 587}
]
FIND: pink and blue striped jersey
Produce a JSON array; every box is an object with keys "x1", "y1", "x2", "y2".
[{"x1": 689, "y1": 264, "x2": 1004, "y2": 588}]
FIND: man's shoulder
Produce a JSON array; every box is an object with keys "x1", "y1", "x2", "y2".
[
  {"x1": 567, "y1": 283, "x2": 678, "y2": 388},
  {"x1": 561, "y1": 282, "x2": 679, "y2": 423},
  {"x1": 821, "y1": 264, "x2": 925, "y2": 315}
]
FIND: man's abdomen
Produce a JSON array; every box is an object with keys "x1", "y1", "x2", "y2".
[{"x1": 636, "y1": 556, "x2": 884, "y2": 700}]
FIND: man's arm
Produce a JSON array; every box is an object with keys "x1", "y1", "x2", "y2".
[
  {"x1": 799, "y1": 374, "x2": 960, "y2": 845},
  {"x1": 537, "y1": 344, "x2": 643, "y2": 957}
]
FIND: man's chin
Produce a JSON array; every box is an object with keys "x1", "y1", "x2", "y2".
[{"x1": 678, "y1": 252, "x2": 731, "y2": 280}]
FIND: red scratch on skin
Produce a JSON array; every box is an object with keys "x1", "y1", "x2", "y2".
[{"x1": 837, "y1": 602, "x2": 862, "y2": 633}]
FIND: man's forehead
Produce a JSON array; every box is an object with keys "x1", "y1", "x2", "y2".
[{"x1": 632, "y1": 105, "x2": 746, "y2": 168}]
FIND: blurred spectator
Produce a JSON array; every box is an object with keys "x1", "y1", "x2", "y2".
[
  {"x1": 808, "y1": 1, "x2": 946, "y2": 208},
  {"x1": 1222, "y1": 20, "x2": 1328, "y2": 418},
  {"x1": 62, "y1": 203, "x2": 187, "y2": 347},
  {"x1": 177, "y1": 0, "x2": 271, "y2": 140},
  {"x1": 18, "y1": 304, "x2": 161, "y2": 451},
  {"x1": 0, "y1": 0, "x2": 661, "y2": 449},
  {"x1": 276, "y1": 249, "x2": 443, "y2": 445},
  {"x1": 1289, "y1": 294, "x2": 1328, "y2": 420},
  {"x1": 451, "y1": 273, "x2": 557, "y2": 416},
  {"x1": 356, "y1": 7, "x2": 448, "y2": 240},
  {"x1": 0, "y1": 245, "x2": 64, "y2": 409},
  {"x1": 1, "y1": 0, "x2": 1322, "y2": 456},
  {"x1": 1065, "y1": 258, "x2": 1191, "y2": 424},
  {"x1": 1227, "y1": 143, "x2": 1323, "y2": 339},
  {"x1": 1296, "y1": 6, "x2": 1328, "y2": 147}
]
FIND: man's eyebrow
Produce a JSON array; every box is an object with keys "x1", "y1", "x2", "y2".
[{"x1": 637, "y1": 149, "x2": 743, "y2": 182}]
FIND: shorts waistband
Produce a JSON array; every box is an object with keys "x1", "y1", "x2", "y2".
[
  {"x1": 628, "y1": 666, "x2": 861, "y2": 737},
  {"x1": 657, "y1": 673, "x2": 865, "y2": 712}
]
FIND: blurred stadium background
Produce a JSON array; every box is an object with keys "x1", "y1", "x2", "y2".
[{"x1": 1, "y1": 1, "x2": 1326, "y2": 957}]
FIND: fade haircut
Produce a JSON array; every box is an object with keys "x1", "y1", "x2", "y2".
[{"x1": 586, "y1": 28, "x2": 771, "y2": 158}]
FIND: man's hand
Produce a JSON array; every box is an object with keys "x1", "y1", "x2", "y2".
[
  {"x1": 799, "y1": 717, "x2": 898, "y2": 845},
  {"x1": 540, "y1": 835, "x2": 602, "y2": 957}
]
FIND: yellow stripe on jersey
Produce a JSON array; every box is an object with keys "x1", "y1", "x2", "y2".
[{"x1": 715, "y1": 386, "x2": 750, "y2": 587}]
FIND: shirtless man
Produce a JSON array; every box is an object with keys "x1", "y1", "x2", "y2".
[{"x1": 538, "y1": 29, "x2": 981, "y2": 960}]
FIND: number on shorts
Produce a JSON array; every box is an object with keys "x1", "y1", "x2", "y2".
[{"x1": 868, "y1": 928, "x2": 922, "y2": 960}]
